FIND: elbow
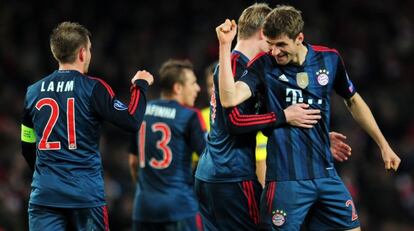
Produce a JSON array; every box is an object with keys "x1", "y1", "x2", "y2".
[{"x1": 221, "y1": 100, "x2": 237, "y2": 108}]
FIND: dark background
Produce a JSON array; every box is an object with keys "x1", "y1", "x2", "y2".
[{"x1": 0, "y1": 0, "x2": 413, "y2": 230}]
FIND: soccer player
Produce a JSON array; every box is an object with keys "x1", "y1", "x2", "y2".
[
  {"x1": 202, "y1": 63, "x2": 351, "y2": 188},
  {"x1": 128, "y1": 59, "x2": 205, "y2": 231},
  {"x1": 194, "y1": 3, "x2": 351, "y2": 231},
  {"x1": 20, "y1": 22, "x2": 153, "y2": 231},
  {"x1": 216, "y1": 5, "x2": 401, "y2": 231}
]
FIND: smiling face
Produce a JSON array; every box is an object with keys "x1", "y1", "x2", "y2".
[{"x1": 265, "y1": 32, "x2": 304, "y2": 65}]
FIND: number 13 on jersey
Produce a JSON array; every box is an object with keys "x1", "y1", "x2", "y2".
[{"x1": 138, "y1": 122, "x2": 173, "y2": 169}]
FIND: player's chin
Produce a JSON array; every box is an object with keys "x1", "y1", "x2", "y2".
[{"x1": 275, "y1": 55, "x2": 288, "y2": 65}]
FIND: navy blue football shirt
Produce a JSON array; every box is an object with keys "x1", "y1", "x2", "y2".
[
  {"x1": 129, "y1": 99, "x2": 206, "y2": 222},
  {"x1": 195, "y1": 51, "x2": 285, "y2": 183},
  {"x1": 21, "y1": 70, "x2": 148, "y2": 208},
  {"x1": 240, "y1": 44, "x2": 356, "y2": 181}
]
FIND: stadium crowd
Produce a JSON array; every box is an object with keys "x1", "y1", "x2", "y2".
[{"x1": 0, "y1": 0, "x2": 413, "y2": 230}]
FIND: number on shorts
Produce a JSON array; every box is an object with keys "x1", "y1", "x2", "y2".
[{"x1": 345, "y1": 199, "x2": 358, "y2": 221}]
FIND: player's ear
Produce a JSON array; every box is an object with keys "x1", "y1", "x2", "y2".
[
  {"x1": 259, "y1": 29, "x2": 265, "y2": 39},
  {"x1": 78, "y1": 47, "x2": 85, "y2": 62},
  {"x1": 295, "y1": 32, "x2": 304, "y2": 45},
  {"x1": 172, "y1": 82, "x2": 182, "y2": 95}
]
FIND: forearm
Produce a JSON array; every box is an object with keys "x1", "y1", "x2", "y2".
[
  {"x1": 225, "y1": 107, "x2": 286, "y2": 135},
  {"x1": 345, "y1": 93, "x2": 390, "y2": 149},
  {"x1": 218, "y1": 43, "x2": 239, "y2": 108},
  {"x1": 21, "y1": 142, "x2": 36, "y2": 172}
]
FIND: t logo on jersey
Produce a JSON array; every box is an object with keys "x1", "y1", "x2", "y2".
[{"x1": 286, "y1": 88, "x2": 323, "y2": 105}]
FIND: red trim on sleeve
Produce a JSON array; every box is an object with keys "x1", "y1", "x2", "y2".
[
  {"x1": 247, "y1": 52, "x2": 267, "y2": 67},
  {"x1": 228, "y1": 107, "x2": 276, "y2": 126},
  {"x1": 88, "y1": 77, "x2": 115, "y2": 98},
  {"x1": 128, "y1": 88, "x2": 141, "y2": 114}
]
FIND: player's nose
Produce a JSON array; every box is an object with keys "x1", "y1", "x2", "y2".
[{"x1": 271, "y1": 47, "x2": 281, "y2": 56}]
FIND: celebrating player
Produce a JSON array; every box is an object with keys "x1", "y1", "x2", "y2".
[
  {"x1": 128, "y1": 59, "x2": 205, "y2": 231},
  {"x1": 21, "y1": 21, "x2": 153, "y2": 231},
  {"x1": 216, "y1": 5, "x2": 401, "y2": 230}
]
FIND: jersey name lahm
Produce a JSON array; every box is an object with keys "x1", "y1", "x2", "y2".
[{"x1": 40, "y1": 80, "x2": 74, "y2": 92}]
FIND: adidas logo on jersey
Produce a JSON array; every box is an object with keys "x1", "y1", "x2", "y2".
[{"x1": 278, "y1": 74, "x2": 289, "y2": 82}]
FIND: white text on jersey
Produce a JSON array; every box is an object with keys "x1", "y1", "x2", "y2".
[
  {"x1": 145, "y1": 105, "x2": 176, "y2": 119},
  {"x1": 40, "y1": 80, "x2": 74, "y2": 92}
]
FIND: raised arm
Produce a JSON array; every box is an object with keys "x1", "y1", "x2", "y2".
[
  {"x1": 345, "y1": 93, "x2": 401, "y2": 171},
  {"x1": 91, "y1": 70, "x2": 153, "y2": 133},
  {"x1": 216, "y1": 19, "x2": 252, "y2": 108}
]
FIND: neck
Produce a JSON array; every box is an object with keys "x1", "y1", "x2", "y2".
[
  {"x1": 59, "y1": 63, "x2": 84, "y2": 74},
  {"x1": 234, "y1": 38, "x2": 263, "y2": 60},
  {"x1": 292, "y1": 43, "x2": 308, "y2": 66},
  {"x1": 161, "y1": 93, "x2": 182, "y2": 104}
]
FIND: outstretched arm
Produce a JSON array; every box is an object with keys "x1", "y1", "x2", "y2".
[{"x1": 345, "y1": 93, "x2": 401, "y2": 171}]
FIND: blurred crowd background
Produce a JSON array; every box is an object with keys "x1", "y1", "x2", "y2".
[{"x1": 1, "y1": 0, "x2": 413, "y2": 230}]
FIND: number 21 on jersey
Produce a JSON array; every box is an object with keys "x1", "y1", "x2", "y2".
[
  {"x1": 138, "y1": 122, "x2": 172, "y2": 169},
  {"x1": 35, "y1": 97, "x2": 77, "y2": 150}
]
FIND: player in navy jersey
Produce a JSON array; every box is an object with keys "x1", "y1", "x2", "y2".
[
  {"x1": 216, "y1": 5, "x2": 401, "y2": 231},
  {"x1": 195, "y1": 3, "x2": 352, "y2": 231},
  {"x1": 20, "y1": 22, "x2": 153, "y2": 231},
  {"x1": 128, "y1": 59, "x2": 205, "y2": 231}
]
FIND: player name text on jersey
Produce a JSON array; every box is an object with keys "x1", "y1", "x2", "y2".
[
  {"x1": 145, "y1": 104, "x2": 176, "y2": 119},
  {"x1": 40, "y1": 80, "x2": 74, "y2": 92}
]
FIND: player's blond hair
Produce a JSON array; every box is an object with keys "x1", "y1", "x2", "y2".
[
  {"x1": 50, "y1": 22, "x2": 91, "y2": 64},
  {"x1": 263, "y1": 5, "x2": 304, "y2": 40},
  {"x1": 237, "y1": 3, "x2": 272, "y2": 40}
]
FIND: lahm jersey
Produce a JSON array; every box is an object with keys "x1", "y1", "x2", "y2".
[
  {"x1": 129, "y1": 99, "x2": 206, "y2": 222},
  {"x1": 240, "y1": 44, "x2": 356, "y2": 181},
  {"x1": 21, "y1": 70, "x2": 148, "y2": 208},
  {"x1": 195, "y1": 51, "x2": 285, "y2": 183}
]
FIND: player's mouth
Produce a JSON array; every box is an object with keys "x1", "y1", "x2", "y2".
[{"x1": 275, "y1": 54, "x2": 287, "y2": 63}]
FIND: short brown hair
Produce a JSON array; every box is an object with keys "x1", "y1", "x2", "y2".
[
  {"x1": 237, "y1": 3, "x2": 271, "y2": 40},
  {"x1": 263, "y1": 5, "x2": 304, "y2": 40},
  {"x1": 50, "y1": 22, "x2": 91, "y2": 64},
  {"x1": 159, "y1": 59, "x2": 194, "y2": 94}
]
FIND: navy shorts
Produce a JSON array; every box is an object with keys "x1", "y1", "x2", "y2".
[
  {"x1": 195, "y1": 179, "x2": 262, "y2": 231},
  {"x1": 132, "y1": 214, "x2": 203, "y2": 231},
  {"x1": 28, "y1": 203, "x2": 109, "y2": 231},
  {"x1": 260, "y1": 175, "x2": 360, "y2": 231}
]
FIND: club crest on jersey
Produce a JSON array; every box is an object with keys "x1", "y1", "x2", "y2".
[
  {"x1": 113, "y1": 100, "x2": 128, "y2": 110},
  {"x1": 272, "y1": 210, "x2": 287, "y2": 227},
  {"x1": 316, "y1": 69, "x2": 329, "y2": 86},
  {"x1": 296, "y1": 72, "x2": 308, "y2": 89}
]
